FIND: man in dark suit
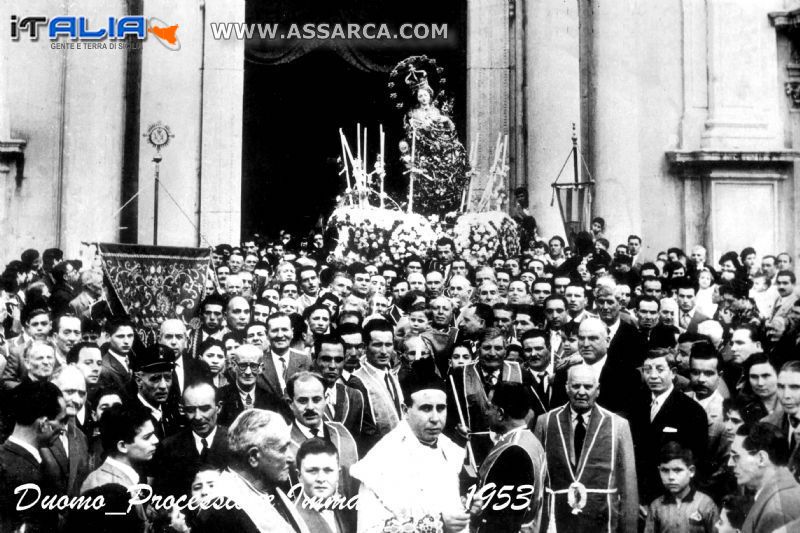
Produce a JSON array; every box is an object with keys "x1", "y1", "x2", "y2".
[
  {"x1": 131, "y1": 344, "x2": 183, "y2": 440},
  {"x1": 218, "y1": 344, "x2": 281, "y2": 426},
  {"x1": 0, "y1": 380, "x2": 67, "y2": 532},
  {"x1": 631, "y1": 348, "x2": 709, "y2": 504},
  {"x1": 97, "y1": 318, "x2": 136, "y2": 397},
  {"x1": 158, "y1": 319, "x2": 212, "y2": 406},
  {"x1": 594, "y1": 285, "x2": 647, "y2": 367},
  {"x1": 294, "y1": 438, "x2": 357, "y2": 533},
  {"x1": 193, "y1": 410, "x2": 310, "y2": 532},
  {"x1": 520, "y1": 329, "x2": 567, "y2": 424},
  {"x1": 551, "y1": 317, "x2": 643, "y2": 419},
  {"x1": 152, "y1": 381, "x2": 229, "y2": 498},
  {"x1": 675, "y1": 276, "x2": 710, "y2": 334},
  {"x1": 41, "y1": 366, "x2": 91, "y2": 498}
]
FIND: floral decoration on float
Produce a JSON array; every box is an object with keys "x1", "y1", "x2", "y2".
[
  {"x1": 453, "y1": 211, "x2": 521, "y2": 264},
  {"x1": 387, "y1": 213, "x2": 436, "y2": 262}
]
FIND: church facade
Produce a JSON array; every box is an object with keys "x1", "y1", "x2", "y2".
[{"x1": 1, "y1": 0, "x2": 798, "y2": 263}]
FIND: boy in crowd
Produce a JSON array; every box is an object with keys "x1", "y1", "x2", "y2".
[{"x1": 644, "y1": 442, "x2": 718, "y2": 533}]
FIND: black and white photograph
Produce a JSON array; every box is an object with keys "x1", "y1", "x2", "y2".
[{"x1": 1, "y1": 0, "x2": 800, "y2": 532}]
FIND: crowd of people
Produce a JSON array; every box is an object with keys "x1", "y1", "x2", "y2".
[{"x1": 1, "y1": 216, "x2": 800, "y2": 533}]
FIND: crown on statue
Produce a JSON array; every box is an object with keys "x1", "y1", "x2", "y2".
[{"x1": 404, "y1": 66, "x2": 430, "y2": 92}]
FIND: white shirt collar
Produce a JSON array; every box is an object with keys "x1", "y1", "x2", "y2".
[
  {"x1": 295, "y1": 420, "x2": 324, "y2": 439},
  {"x1": 651, "y1": 385, "x2": 674, "y2": 412},
  {"x1": 109, "y1": 351, "x2": 129, "y2": 372},
  {"x1": 326, "y1": 384, "x2": 337, "y2": 405},
  {"x1": 193, "y1": 427, "x2": 217, "y2": 455},
  {"x1": 76, "y1": 405, "x2": 86, "y2": 425},
  {"x1": 588, "y1": 355, "x2": 607, "y2": 378},
  {"x1": 607, "y1": 318, "x2": 621, "y2": 340},
  {"x1": 105, "y1": 456, "x2": 140, "y2": 486},
  {"x1": 6, "y1": 435, "x2": 41, "y2": 463},
  {"x1": 570, "y1": 407, "x2": 591, "y2": 426}
]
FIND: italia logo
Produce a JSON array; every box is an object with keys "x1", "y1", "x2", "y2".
[{"x1": 10, "y1": 15, "x2": 181, "y2": 50}]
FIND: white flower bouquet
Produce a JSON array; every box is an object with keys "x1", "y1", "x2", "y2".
[{"x1": 453, "y1": 211, "x2": 521, "y2": 263}]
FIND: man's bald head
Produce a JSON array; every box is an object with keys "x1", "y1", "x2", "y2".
[
  {"x1": 567, "y1": 363, "x2": 599, "y2": 386},
  {"x1": 566, "y1": 363, "x2": 600, "y2": 413},
  {"x1": 159, "y1": 319, "x2": 187, "y2": 355},
  {"x1": 577, "y1": 317, "x2": 609, "y2": 364}
]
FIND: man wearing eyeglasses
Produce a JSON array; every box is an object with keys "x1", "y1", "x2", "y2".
[
  {"x1": 313, "y1": 334, "x2": 370, "y2": 453},
  {"x1": 729, "y1": 422, "x2": 800, "y2": 533},
  {"x1": 152, "y1": 381, "x2": 230, "y2": 498},
  {"x1": 218, "y1": 344, "x2": 278, "y2": 426}
]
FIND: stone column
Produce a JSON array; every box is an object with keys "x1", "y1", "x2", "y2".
[
  {"x1": 59, "y1": 0, "x2": 128, "y2": 257},
  {"x1": 137, "y1": 0, "x2": 204, "y2": 246},
  {"x1": 467, "y1": 0, "x2": 509, "y2": 207},
  {"x1": 588, "y1": 0, "x2": 642, "y2": 247},
  {"x1": 525, "y1": 0, "x2": 580, "y2": 239},
  {"x1": 199, "y1": 0, "x2": 244, "y2": 247}
]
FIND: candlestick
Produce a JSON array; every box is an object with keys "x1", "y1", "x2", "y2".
[
  {"x1": 409, "y1": 128, "x2": 416, "y2": 214},
  {"x1": 339, "y1": 129, "x2": 351, "y2": 191},
  {"x1": 357, "y1": 123, "x2": 361, "y2": 162}
]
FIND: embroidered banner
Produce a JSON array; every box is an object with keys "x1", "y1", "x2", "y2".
[{"x1": 97, "y1": 243, "x2": 211, "y2": 345}]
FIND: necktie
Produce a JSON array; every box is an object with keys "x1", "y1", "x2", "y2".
[
  {"x1": 310, "y1": 427, "x2": 320, "y2": 438},
  {"x1": 384, "y1": 372, "x2": 401, "y2": 415},
  {"x1": 791, "y1": 417, "x2": 800, "y2": 450},
  {"x1": 325, "y1": 389, "x2": 335, "y2": 418},
  {"x1": 574, "y1": 415, "x2": 586, "y2": 464},
  {"x1": 245, "y1": 393, "x2": 253, "y2": 409},
  {"x1": 278, "y1": 356, "x2": 288, "y2": 380},
  {"x1": 538, "y1": 372, "x2": 549, "y2": 395},
  {"x1": 681, "y1": 313, "x2": 690, "y2": 328},
  {"x1": 200, "y1": 437, "x2": 209, "y2": 462},
  {"x1": 650, "y1": 398, "x2": 659, "y2": 422}
]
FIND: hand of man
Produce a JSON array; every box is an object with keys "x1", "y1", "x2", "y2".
[{"x1": 442, "y1": 510, "x2": 470, "y2": 533}]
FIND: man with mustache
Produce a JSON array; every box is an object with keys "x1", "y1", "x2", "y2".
[{"x1": 285, "y1": 372, "x2": 359, "y2": 497}]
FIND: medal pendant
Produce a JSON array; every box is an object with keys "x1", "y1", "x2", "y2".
[{"x1": 567, "y1": 481, "x2": 587, "y2": 515}]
